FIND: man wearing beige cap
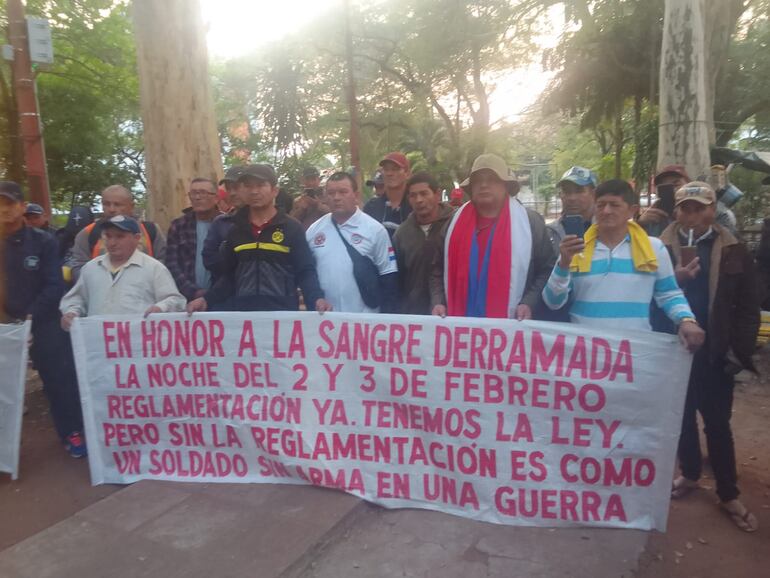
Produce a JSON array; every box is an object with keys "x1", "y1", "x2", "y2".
[
  {"x1": 657, "y1": 181, "x2": 760, "y2": 532},
  {"x1": 430, "y1": 153, "x2": 554, "y2": 320}
]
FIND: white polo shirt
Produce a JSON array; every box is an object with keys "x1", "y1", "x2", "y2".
[{"x1": 306, "y1": 209, "x2": 397, "y2": 313}]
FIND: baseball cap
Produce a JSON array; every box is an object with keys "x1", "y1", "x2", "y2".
[
  {"x1": 654, "y1": 164, "x2": 690, "y2": 185},
  {"x1": 675, "y1": 181, "x2": 717, "y2": 207},
  {"x1": 219, "y1": 165, "x2": 244, "y2": 185},
  {"x1": 379, "y1": 152, "x2": 410, "y2": 172},
  {"x1": 238, "y1": 164, "x2": 278, "y2": 185},
  {"x1": 558, "y1": 166, "x2": 598, "y2": 188},
  {"x1": 24, "y1": 203, "x2": 44, "y2": 215},
  {"x1": 365, "y1": 171, "x2": 385, "y2": 187},
  {"x1": 0, "y1": 181, "x2": 24, "y2": 203},
  {"x1": 102, "y1": 214, "x2": 141, "y2": 234},
  {"x1": 302, "y1": 167, "x2": 320, "y2": 179},
  {"x1": 460, "y1": 153, "x2": 518, "y2": 187}
]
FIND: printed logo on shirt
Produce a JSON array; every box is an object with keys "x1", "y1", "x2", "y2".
[
  {"x1": 272, "y1": 230, "x2": 285, "y2": 243},
  {"x1": 23, "y1": 255, "x2": 40, "y2": 271},
  {"x1": 313, "y1": 232, "x2": 326, "y2": 246},
  {"x1": 351, "y1": 233, "x2": 363, "y2": 245},
  {"x1": 388, "y1": 246, "x2": 396, "y2": 262}
]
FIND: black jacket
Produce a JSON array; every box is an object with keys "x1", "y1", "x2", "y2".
[
  {"x1": 656, "y1": 223, "x2": 760, "y2": 371},
  {"x1": 204, "y1": 208, "x2": 324, "y2": 311},
  {"x1": 363, "y1": 193, "x2": 412, "y2": 238},
  {"x1": 3, "y1": 225, "x2": 64, "y2": 322}
]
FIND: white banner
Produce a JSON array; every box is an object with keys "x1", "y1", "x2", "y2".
[
  {"x1": 0, "y1": 321, "x2": 31, "y2": 480},
  {"x1": 71, "y1": 312, "x2": 691, "y2": 531}
]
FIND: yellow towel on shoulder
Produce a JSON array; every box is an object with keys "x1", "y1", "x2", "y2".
[{"x1": 570, "y1": 221, "x2": 658, "y2": 273}]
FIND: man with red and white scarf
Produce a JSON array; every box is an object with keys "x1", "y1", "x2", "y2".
[{"x1": 430, "y1": 154, "x2": 555, "y2": 319}]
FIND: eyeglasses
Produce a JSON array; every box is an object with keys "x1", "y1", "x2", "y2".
[{"x1": 188, "y1": 189, "x2": 217, "y2": 198}]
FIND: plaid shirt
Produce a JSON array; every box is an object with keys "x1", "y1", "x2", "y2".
[{"x1": 165, "y1": 210, "x2": 219, "y2": 300}]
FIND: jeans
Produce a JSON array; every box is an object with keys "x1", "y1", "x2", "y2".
[
  {"x1": 31, "y1": 318, "x2": 83, "y2": 441},
  {"x1": 677, "y1": 350, "x2": 739, "y2": 502}
]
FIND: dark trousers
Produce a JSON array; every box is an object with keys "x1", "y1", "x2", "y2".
[
  {"x1": 30, "y1": 318, "x2": 83, "y2": 441},
  {"x1": 677, "y1": 351, "x2": 739, "y2": 502}
]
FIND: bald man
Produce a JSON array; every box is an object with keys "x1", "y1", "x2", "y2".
[{"x1": 69, "y1": 184, "x2": 166, "y2": 279}]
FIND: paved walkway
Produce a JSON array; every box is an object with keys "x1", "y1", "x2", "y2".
[{"x1": 0, "y1": 480, "x2": 647, "y2": 578}]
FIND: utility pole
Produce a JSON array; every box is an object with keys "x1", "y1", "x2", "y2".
[
  {"x1": 343, "y1": 0, "x2": 361, "y2": 189},
  {"x1": 6, "y1": 0, "x2": 50, "y2": 213}
]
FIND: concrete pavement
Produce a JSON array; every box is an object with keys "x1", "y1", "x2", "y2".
[{"x1": 0, "y1": 480, "x2": 648, "y2": 578}]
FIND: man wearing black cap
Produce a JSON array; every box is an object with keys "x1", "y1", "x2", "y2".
[
  {"x1": 1, "y1": 181, "x2": 85, "y2": 457},
  {"x1": 290, "y1": 166, "x2": 330, "y2": 230},
  {"x1": 365, "y1": 171, "x2": 385, "y2": 197},
  {"x1": 364, "y1": 152, "x2": 413, "y2": 238},
  {"x1": 203, "y1": 166, "x2": 245, "y2": 283},
  {"x1": 24, "y1": 203, "x2": 55, "y2": 233},
  {"x1": 639, "y1": 164, "x2": 689, "y2": 237},
  {"x1": 300, "y1": 166, "x2": 322, "y2": 194},
  {"x1": 61, "y1": 215, "x2": 185, "y2": 326},
  {"x1": 187, "y1": 164, "x2": 331, "y2": 314}
]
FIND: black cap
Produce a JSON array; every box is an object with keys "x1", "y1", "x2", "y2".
[
  {"x1": 0, "y1": 181, "x2": 24, "y2": 203},
  {"x1": 365, "y1": 171, "x2": 385, "y2": 187},
  {"x1": 219, "y1": 165, "x2": 244, "y2": 185},
  {"x1": 302, "y1": 167, "x2": 320, "y2": 179},
  {"x1": 24, "y1": 203, "x2": 44, "y2": 215},
  {"x1": 238, "y1": 164, "x2": 277, "y2": 186},
  {"x1": 762, "y1": 175, "x2": 770, "y2": 186},
  {"x1": 65, "y1": 206, "x2": 95, "y2": 234}
]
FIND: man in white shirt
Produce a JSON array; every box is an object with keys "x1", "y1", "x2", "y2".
[
  {"x1": 306, "y1": 172, "x2": 398, "y2": 313},
  {"x1": 60, "y1": 215, "x2": 186, "y2": 330}
]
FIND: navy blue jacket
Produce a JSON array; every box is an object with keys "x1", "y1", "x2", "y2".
[
  {"x1": 4, "y1": 225, "x2": 65, "y2": 322},
  {"x1": 202, "y1": 212, "x2": 236, "y2": 279}
]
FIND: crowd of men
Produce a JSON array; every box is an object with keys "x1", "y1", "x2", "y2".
[{"x1": 0, "y1": 149, "x2": 762, "y2": 532}]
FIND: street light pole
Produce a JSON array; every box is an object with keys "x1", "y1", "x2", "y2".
[{"x1": 6, "y1": 0, "x2": 51, "y2": 213}]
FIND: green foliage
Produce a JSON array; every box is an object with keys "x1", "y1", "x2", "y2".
[
  {"x1": 715, "y1": 0, "x2": 770, "y2": 145},
  {"x1": 32, "y1": 0, "x2": 142, "y2": 209},
  {"x1": 0, "y1": 1, "x2": 143, "y2": 210},
  {"x1": 2, "y1": 0, "x2": 768, "y2": 221},
  {"x1": 730, "y1": 165, "x2": 768, "y2": 229}
]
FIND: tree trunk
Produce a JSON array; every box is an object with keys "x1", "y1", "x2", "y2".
[
  {"x1": 614, "y1": 110, "x2": 624, "y2": 179},
  {"x1": 343, "y1": 0, "x2": 361, "y2": 190},
  {"x1": 657, "y1": 0, "x2": 711, "y2": 180},
  {"x1": 132, "y1": 0, "x2": 222, "y2": 231}
]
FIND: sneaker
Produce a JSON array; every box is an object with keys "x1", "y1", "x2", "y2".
[{"x1": 64, "y1": 431, "x2": 88, "y2": 459}]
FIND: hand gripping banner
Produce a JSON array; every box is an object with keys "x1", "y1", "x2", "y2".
[{"x1": 71, "y1": 312, "x2": 691, "y2": 530}]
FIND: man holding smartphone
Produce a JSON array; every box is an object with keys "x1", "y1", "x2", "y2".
[
  {"x1": 639, "y1": 164, "x2": 689, "y2": 237},
  {"x1": 656, "y1": 181, "x2": 760, "y2": 532},
  {"x1": 547, "y1": 166, "x2": 597, "y2": 253},
  {"x1": 542, "y1": 179, "x2": 703, "y2": 350}
]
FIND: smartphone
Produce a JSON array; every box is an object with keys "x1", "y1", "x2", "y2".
[
  {"x1": 656, "y1": 184, "x2": 676, "y2": 214},
  {"x1": 562, "y1": 215, "x2": 585, "y2": 238},
  {"x1": 680, "y1": 245, "x2": 697, "y2": 267}
]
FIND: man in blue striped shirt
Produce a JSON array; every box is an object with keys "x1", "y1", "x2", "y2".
[{"x1": 542, "y1": 179, "x2": 704, "y2": 352}]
